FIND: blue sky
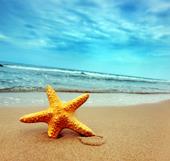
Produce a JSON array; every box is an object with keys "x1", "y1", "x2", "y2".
[{"x1": 0, "y1": 0, "x2": 170, "y2": 79}]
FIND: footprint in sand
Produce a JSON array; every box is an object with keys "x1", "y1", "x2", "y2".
[{"x1": 78, "y1": 135, "x2": 106, "y2": 146}]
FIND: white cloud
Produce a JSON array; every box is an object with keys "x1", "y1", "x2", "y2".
[
  {"x1": 0, "y1": 33, "x2": 49, "y2": 48},
  {"x1": 0, "y1": 33, "x2": 10, "y2": 41},
  {"x1": 147, "y1": 0, "x2": 170, "y2": 13},
  {"x1": 1, "y1": 0, "x2": 170, "y2": 53},
  {"x1": 25, "y1": 39, "x2": 48, "y2": 48}
]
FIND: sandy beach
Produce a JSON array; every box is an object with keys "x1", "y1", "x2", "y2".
[{"x1": 0, "y1": 99, "x2": 170, "y2": 161}]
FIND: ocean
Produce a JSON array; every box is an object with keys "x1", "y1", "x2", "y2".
[{"x1": 0, "y1": 62, "x2": 170, "y2": 94}]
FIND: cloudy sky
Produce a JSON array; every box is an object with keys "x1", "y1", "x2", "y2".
[{"x1": 0, "y1": 0, "x2": 170, "y2": 79}]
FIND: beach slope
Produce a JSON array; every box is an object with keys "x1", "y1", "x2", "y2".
[{"x1": 0, "y1": 100, "x2": 170, "y2": 161}]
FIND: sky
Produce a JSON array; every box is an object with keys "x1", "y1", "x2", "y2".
[{"x1": 0, "y1": 0, "x2": 170, "y2": 79}]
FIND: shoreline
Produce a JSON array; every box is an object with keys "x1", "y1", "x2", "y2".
[
  {"x1": 0, "y1": 92, "x2": 170, "y2": 107},
  {"x1": 0, "y1": 100, "x2": 170, "y2": 161}
]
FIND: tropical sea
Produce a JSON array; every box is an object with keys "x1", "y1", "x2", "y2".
[{"x1": 1, "y1": 61, "x2": 170, "y2": 94}]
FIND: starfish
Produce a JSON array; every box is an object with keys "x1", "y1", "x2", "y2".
[{"x1": 19, "y1": 85, "x2": 95, "y2": 138}]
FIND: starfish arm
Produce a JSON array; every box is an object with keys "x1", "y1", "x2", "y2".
[
  {"x1": 46, "y1": 85, "x2": 62, "y2": 108},
  {"x1": 48, "y1": 119, "x2": 62, "y2": 138},
  {"x1": 64, "y1": 93, "x2": 89, "y2": 112},
  {"x1": 67, "y1": 117, "x2": 95, "y2": 137},
  {"x1": 20, "y1": 110, "x2": 52, "y2": 123}
]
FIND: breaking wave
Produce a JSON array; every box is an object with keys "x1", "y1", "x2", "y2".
[{"x1": 1, "y1": 63, "x2": 170, "y2": 93}]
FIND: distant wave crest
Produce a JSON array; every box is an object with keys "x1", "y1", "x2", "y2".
[{"x1": 4, "y1": 64, "x2": 170, "y2": 83}]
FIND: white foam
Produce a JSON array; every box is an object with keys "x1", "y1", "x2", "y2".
[
  {"x1": 0, "y1": 92, "x2": 170, "y2": 107},
  {"x1": 5, "y1": 65, "x2": 80, "y2": 74},
  {"x1": 84, "y1": 71, "x2": 169, "y2": 83}
]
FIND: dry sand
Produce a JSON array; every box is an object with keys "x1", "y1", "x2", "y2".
[{"x1": 0, "y1": 100, "x2": 170, "y2": 161}]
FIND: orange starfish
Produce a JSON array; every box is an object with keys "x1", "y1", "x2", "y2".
[{"x1": 20, "y1": 85, "x2": 95, "y2": 138}]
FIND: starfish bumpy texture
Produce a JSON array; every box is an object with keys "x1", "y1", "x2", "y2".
[{"x1": 20, "y1": 85, "x2": 95, "y2": 138}]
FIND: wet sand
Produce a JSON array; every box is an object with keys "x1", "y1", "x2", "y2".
[
  {"x1": 1, "y1": 92, "x2": 170, "y2": 107},
  {"x1": 0, "y1": 100, "x2": 170, "y2": 161}
]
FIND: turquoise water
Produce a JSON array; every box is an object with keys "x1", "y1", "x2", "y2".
[{"x1": 0, "y1": 62, "x2": 170, "y2": 94}]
